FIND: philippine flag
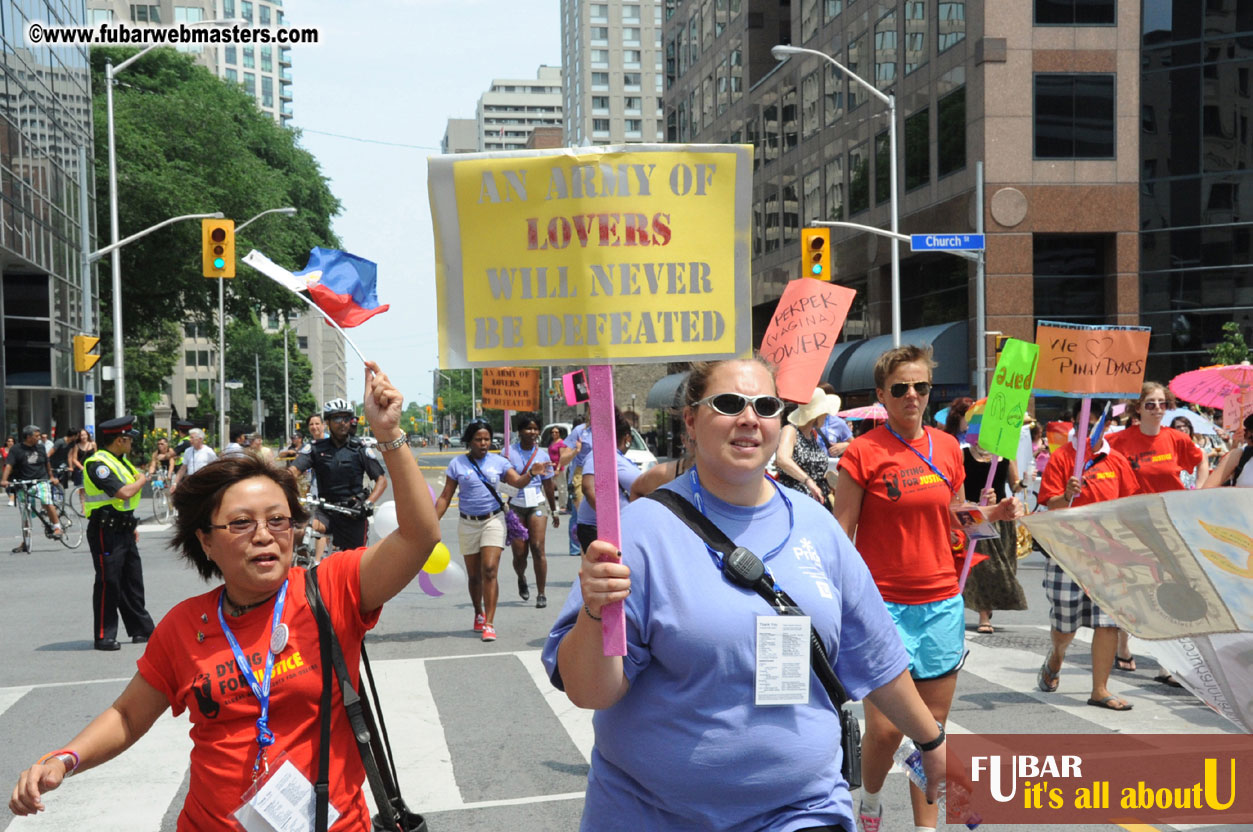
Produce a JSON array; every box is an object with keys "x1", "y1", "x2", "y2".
[{"x1": 243, "y1": 247, "x2": 390, "y2": 328}]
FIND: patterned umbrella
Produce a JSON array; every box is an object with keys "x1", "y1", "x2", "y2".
[
  {"x1": 838, "y1": 403, "x2": 887, "y2": 421},
  {"x1": 1169, "y1": 363, "x2": 1253, "y2": 408},
  {"x1": 1162, "y1": 408, "x2": 1218, "y2": 436}
]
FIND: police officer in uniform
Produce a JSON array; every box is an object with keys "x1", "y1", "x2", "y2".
[
  {"x1": 291, "y1": 398, "x2": 388, "y2": 551},
  {"x1": 84, "y1": 416, "x2": 155, "y2": 651}
]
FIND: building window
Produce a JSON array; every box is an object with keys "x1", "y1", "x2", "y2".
[
  {"x1": 225, "y1": 45, "x2": 237, "y2": 65},
  {"x1": 624, "y1": 27, "x2": 641, "y2": 43},
  {"x1": 782, "y1": 84, "x2": 798, "y2": 151},
  {"x1": 591, "y1": 26, "x2": 609, "y2": 42},
  {"x1": 704, "y1": 74, "x2": 715, "y2": 127},
  {"x1": 592, "y1": 71, "x2": 610, "y2": 89},
  {"x1": 938, "y1": 85, "x2": 966, "y2": 175},
  {"x1": 186, "y1": 350, "x2": 196, "y2": 368},
  {"x1": 702, "y1": 0, "x2": 714, "y2": 45},
  {"x1": 1035, "y1": 0, "x2": 1115, "y2": 25},
  {"x1": 1033, "y1": 234, "x2": 1109, "y2": 323},
  {"x1": 802, "y1": 0, "x2": 820, "y2": 41},
  {"x1": 591, "y1": 3, "x2": 608, "y2": 20},
  {"x1": 593, "y1": 118, "x2": 611, "y2": 132},
  {"x1": 244, "y1": 72, "x2": 256, "y2": 96},
  {"x1": 825, "y1": 156, "x2": 845, "y2": 220},
  {"x1": 875, "y1": 131, "x2": 891, "y2": 204},
  {"x1": 716, "y1": 0, "x2": 728, "y2": 36},
  {"x1": 803, "y1": 168, "x2": 822, "y2": 226},
  {"x1": 938, "y1": 1, "x2": 965, "y2": 52},
  {"x1": 1034, "y1": 73, "x2": 1115, "y2": 158},
  {"x1": 847, "y1": 35, "x2": 865, "y2": 110},
  {"x1": 593, "y1": 95, "x2": 611, "y2": 112},
  {"x1": 90, "y1": 8, "x2": 112, "y2": 24},
  {"x1": 824, "y1": 62, "x2": 844, "y2": 127},
  {"x1": 259, "y1": 4, "x2": 270, "y2": 24},
  {"x1": 174, "y1": 5, "x2": 203, "y2": 23},
  {"x1": 763, "y1": 93, "x2": 780, "y2": 164},
  {"x1": 243, "y1": 47, "x2": 255, "y2": 69},
  {"x1": 667, "y1": 108, "x2": 678, "y2": 141},
  {"x1": 765, "y1": 188, "x2": 781, "y2": 252},
  {"x1": 825, "y1": 0, "x2": 843, "y2": 21},
  {"x1": 241, "y1": 0, "x2": 253, "y2": 21},
  {"x1": 225, "y1": 68, "x2": 238, "y2": 82},
  {"x1": 801, "y1": 71, "x2": 821, "y2": 139},
  {"x1": 783, "y1": 171, "x2": 800, "y2": 242},
  {"x1": 624, "y1": 72, "x2": 642, "y2": 90},
  {"x1": 130, "y1": 4, "x2": 160, "y2": 22},
  {"x1": 298, "y1": 336, "x2": 309, "y2": 350},
  {"x1": 905, "y1": 108, "x2": 930, "y2": 190},
  {"x1": 261, "y1": 46, "x2": 273, "y2": 72},
  {"x1": 592, "y1": 49, "x2": 609, "y2": 65},
  {"x1": 624, "y1": 4, "x2": 641, "y2": 21},
  {"x1": 262, "y1": 76, "x2": 273, "y2": 107},
  {"x1": 624, "y1": 96, "x2": 642, "y2": 112},
  {"x1": 905, "y1": 1, "x2": 928, "y2": 74},
  {"x1": 875, "y1": 10, "x2": 898, "y2": 90},
  {"x1": 624, "y1": 49, "x2": 642, "y2": 66},
  {"x1": 730, "y1": 43, "x2": 744, "y2": 100},
  {"x1": 849, "y1": 142, "x2": 869, "y2": 215},
  {"x1": 717, "y1": 56, "x2": 730, "y2": 115},
  {"x1": 626, "y1": 118, "x2": 643, "y2": 132},
  {"x1": 690, "y1": 14, "x2": 700, "y2": 64}
]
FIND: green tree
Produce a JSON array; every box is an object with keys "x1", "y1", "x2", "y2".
[
  {"x1": 224, "y1": 314, "x2": 317, "y2": 438},
  {"x1": 1209, "y1": 321, "x2": 1251, "y2": 365},
  {"x1": 91, "y1": 47, "x2": 341, "y2": 418}
]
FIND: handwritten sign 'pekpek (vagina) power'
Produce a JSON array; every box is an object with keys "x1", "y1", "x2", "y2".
[
  {"x1": 428, "y1": 145, "x2": 753, "y2": 369},
  {"x1": 1033, "y1": 320, "x2": 1151, "y2": 398}
]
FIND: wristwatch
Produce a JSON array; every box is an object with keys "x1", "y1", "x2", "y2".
[{"x1": 376, "y1": 434, "x2": 408, "y2": 452}]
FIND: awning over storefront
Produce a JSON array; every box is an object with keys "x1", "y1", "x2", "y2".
[
  {"x1": 823, "y1": 321, "x2": 969, "y2": 392},
  {"x1": 645, "y1": 371, "x2": 689, "y2": 409}
]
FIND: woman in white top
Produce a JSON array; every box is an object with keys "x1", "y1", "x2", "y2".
[{"x1": 1204, "y1": 413, "x2": 1253, "y2": 488}]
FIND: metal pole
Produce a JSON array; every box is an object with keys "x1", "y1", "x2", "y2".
[
  {"x1": 888, "y1": 93, "x2": 901, "y2": 348},
  {"x1": 255, "y1": 352, "x2": 262, "y2": 438},
  {"x1": 77, "y1": 146, "x2": 95, "y2": 427},
  {"x1": 219, "y1": 276, "x2": 226, "y2": 448},
  {"x1": 105, "y1": 60, "x2": 125, "y2": 416},
  {"x1": 283, "y1": 316, "x2": 290, "y2": 439},
  {"x1": 975, "y1": 161, "x2": 987, "y2": 398},
  {"x1": 545, "y1": 366, "x2": 553, "y2": 425}
]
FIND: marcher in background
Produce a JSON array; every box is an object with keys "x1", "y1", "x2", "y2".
[
  {"x1": 173, "y1": 429, "x2": 217, "y2": 494},
  {"x1": 1205, "y1": 412, "x2": 1253, "y2": 487},
  {"x1": 1036, "y1": 417, "x2": 1141, "y2": 710},
  {"x1": 276, "y1": 431, "x2": 303, "y2": 462},
  {"x1": 544, "y1": 357, "x2": 946, "y2": 831},
  {"x1": 8, "y1": 361, "x2": 440, "y2": 827},
  {"x1": 147, "y1": 437, "x2": 178, "y2": 481},
  {"x1": 545, "y1": 425, "x2": 568, "y2": 510},
  {"x1": 434, "y1": 419, "x2": 550, "y2": 642},
  {"x1": 221, "y1": 427, "x2": 249, "y2": 458},
  {"x1": 775, "y1": 387, "x2": 841, "y2": 508},
  {"x1": 1, "y1": 425, "x2": 64, "y2": 550},
  {"x1": 833, "y1": 345, "x2": 1019, "y2": 832},
  {"x1": 507, "y1": 413, "x2": 559, "y2": 609},
  {"x1": 81, "y1": 416, "x2": 155, "y2": 651},
  {"x1": 817, "y1": 382, "x2": 854, "y2": 456},
  {"x1": 248, "y1": 434, "x2": 276, "y2": 465},
  {"x1": 574, "y1": 408, "x2": 641, "y2": 553}
]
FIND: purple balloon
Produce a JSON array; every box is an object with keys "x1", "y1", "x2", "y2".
[
  {"x1": 418, "y1": 571, "x2": 443, "y2": 597},
  {"x1": 428, "y1": 483, "x2": 437, "y2": 502}
]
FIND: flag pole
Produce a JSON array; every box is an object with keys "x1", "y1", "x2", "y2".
[{"x1": 289, "y1": 289, "x2": 369, "y2": 366}]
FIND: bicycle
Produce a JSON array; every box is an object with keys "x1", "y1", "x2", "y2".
[
  {"x1": 150, "y1": 472, "x2": 174, "y2": 524},
  {"x1": 295, "y1": 496, "x2": 372, "y2": 567},
  {"x1": 8, "y1": 479, "x2": 83, "y2": 551}
]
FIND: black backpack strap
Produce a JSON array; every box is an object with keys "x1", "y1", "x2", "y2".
[
  {"x1": 1228, "y1": 445, "x2": 1253, "y2": 486},
  {"x1": 306, "y1": 567, "x2": 332, "y2": 832}
]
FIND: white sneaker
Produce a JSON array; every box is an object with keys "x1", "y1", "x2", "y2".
[{"x1": 857, "y1": 803, "x2": 883, "y2": 832}]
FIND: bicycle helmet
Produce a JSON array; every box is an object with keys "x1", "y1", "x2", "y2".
[{"x1": 323, "y1": 397, "x2": 352, "y2": 417}]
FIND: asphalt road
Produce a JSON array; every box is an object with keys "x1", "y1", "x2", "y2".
[{"x1": 0, "y1": 449, "x2": 1243, "y2": 831}]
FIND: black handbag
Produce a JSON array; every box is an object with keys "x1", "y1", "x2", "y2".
[
  {"x1": 306, "y1": 567, "x2": 429, "y2": 832},
  {"x1": 644, "y1": 489, "x2": 863, "y2": 789}
]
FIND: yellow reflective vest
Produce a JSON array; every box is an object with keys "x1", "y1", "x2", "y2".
[{"x1": 83, "y1": 450, "x2": 141, "y2": 516}]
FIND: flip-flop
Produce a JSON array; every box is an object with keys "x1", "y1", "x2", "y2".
[
  {"x1": 1114, "y1": 654, "x2": 1136, "y2": 672},
  {"x1": 976, "y1": 624, "x2": 995, "y2": 634},
  {"x1": 1037, "y1": 653, "x2": 1060, "y2": 692},
  {"x1": 1087, "y1": 695, "x2": 1134, "y2": 711},
  {"x1": 1154, "y1": 673, "x2": 1183, "y2": 688}
]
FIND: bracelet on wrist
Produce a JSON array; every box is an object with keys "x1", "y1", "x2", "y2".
[
  {"x1": 583, "y1": 603, "x2": 602, "y2": 621},
  {"x1": 376, "y1": 434, "x2": 408, "y2": 452},
  {"x1": 38, "y1": 749, "x2": 79, "y2": 776},
  {"x1": 914, "y1": 722, "x2": 946, "y2": 753}
]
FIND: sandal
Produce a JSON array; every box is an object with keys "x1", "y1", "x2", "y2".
[
  {"x1": 1114, "y1": 654, "x2": 1136, "y2": 672},
  {"x1": 1087, "y1": 695, "x2": 1133, "y2": 711},
  {"x1": 976, "y1": 623, "x2": 995, "y2": 634},
  {"x1": 1037, "y1": 652, "x2": 1060, "y2": 692},
  {"x1": 1154, "y1": 673, "x2": 1183, "y2": 688}
]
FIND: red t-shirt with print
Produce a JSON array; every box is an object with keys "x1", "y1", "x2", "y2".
[
  {"x1": 1107, "y1": 425, "x2": 1203, "y2": 493},
  {"x1": 838, "y1": 425, "x2": 966, "y2": 604},
  {"x1": 137, "y1": 548, "x2": 380, "y2": 831},
  {"x1": 1038, "y1": 440, "x2": 1141, "y2": 507}
]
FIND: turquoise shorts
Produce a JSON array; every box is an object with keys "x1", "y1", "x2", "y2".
[{"x1": 884, "y1": 595, "x2": 966, "y2": 681}]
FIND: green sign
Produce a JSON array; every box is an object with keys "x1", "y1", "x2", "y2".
[{"x1": 979, "y1": 338, "x2": 1040, "y2": 460}]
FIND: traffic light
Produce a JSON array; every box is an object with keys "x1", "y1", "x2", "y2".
[
  {"x1": 436, "y1": 396, "x2": 444, "y2": 411},
  {"x1": 72, "y1": 334, "x2": 101, "y2": 372},
  {"x1": 425, "y1": 405, "x2": 433, "y2": 419},
  {"x1": 995, "y1": 335, "x2": 1009, "y2": 357},
  {"x1": 293, "y1": 402, "x2": 299, "y2": 414},
  {"x1": 201, "y1": 219, "x2": 236, "y2": 278},
  {"x1": 800, "y1": 227, "x2": 831, "y2": 280}
]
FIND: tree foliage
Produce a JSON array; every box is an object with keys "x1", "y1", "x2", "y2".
[
  {"x1": 1209, "y1": 321, "x2": 1251, "y2": 366},
  {"x1": 91, "y1": 47, "x2": 341, "y2": 415},
  {"x1": 223, "y1": 313, "x2": 317, "y2": 438}
]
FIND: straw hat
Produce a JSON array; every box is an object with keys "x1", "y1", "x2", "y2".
[{"x1": 788, "y1": 388, "x2": 843, "y2": 427}]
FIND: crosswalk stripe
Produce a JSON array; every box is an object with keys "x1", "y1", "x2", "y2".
[
  {"x1": 515, "y1": 648, "x2": 595, "y2": 763},
  {"x1": 0, "y1": 686, "x2": 31, "y2": 719}
]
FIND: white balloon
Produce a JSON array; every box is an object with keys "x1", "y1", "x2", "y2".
[
  {"x1": 428, "y1": 559, "x2": 466, "y2": 594},
  {"x1": 371, "y1": 501, "x2": 399, "y2": 540}
]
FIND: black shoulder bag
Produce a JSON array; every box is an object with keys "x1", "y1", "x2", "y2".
[
  {"x1": 306, "y1": 567, "x2": 429, "y2": 832},
  {"x1": 644, "y1": 489, "x2": 862, "y2": 789}
]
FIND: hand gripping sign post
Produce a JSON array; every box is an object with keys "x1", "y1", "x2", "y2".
[
  {"x1": 429, "y1": 144, "x2": 754, "y2": 655},
  {"x1": 1034, "y1": 320, "x2": 1151, "y2": 488}
]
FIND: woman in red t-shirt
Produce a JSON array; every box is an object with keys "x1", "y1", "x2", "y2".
[
  {"x1": 1036, "y1": 428, "x2": 1141, "y2": 711},
  {"x1": 833, "y1": 345, "x2": 1019, "y2": 832},
  {"x1": 10, "y1": 362, "x2": 441, "y2": 830},
  {"x1": 1107, "y1": 382, "x2": 1205, "y2": 686}
]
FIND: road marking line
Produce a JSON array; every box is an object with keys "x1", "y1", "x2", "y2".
[
  {"x1": 517, "y1": 649, "x2": 594, "y2": 763},
  {"x1": 0, "y1": 686, "x2": 31, "y2": 719},
  {"x1": 454, "y1": 791, "x2": 585, "y2": 811},
  {"x1": 1, "y1": 676, "x2": 132, "y2": 692}
]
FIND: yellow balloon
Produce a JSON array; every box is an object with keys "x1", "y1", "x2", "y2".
[{"x1": 422, "y1": 541, "x2": 451, "y2": 574}]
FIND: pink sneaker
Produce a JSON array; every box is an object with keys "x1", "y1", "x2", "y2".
[
  {"x1": 473, "y1": 613, "x2": 485, "y2": 633},
  {"x1": 857, "y1": 803, "x2": 882, "y2": 832},
  {"x1": 481, "y1": 623, "x2": 497, "y2": 642}
]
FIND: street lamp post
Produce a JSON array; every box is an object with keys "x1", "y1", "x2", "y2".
[{"x1": 771, "y1": 44, "x2": 901, "y2": 347}]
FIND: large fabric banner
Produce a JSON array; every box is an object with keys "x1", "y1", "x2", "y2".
[
  {"x1": 1023, "y1": 489, "x2": 1253, "y2": 731},
  {"x1": 428, "y1": 145, "x2": 754, "y2": 369}
]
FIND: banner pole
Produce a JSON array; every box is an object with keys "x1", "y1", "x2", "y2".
[
  {"x1": 957, "y1": 456, "x2": 1000, "y2": 592},
  {"x1": 587, "y1": 364, "x2": 626, "y2": 657}
]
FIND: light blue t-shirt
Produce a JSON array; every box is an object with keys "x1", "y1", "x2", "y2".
[
  {"x1": 445, "y1": 453, "x2": 512, "y2": 516},
  {"x1": 568, "y1": 422, "x2": 594, "y2": 469},
  {"x1": 820, "y1": 414, "x2": 854, "y2": 447},
  {"x1": 505, "y1": 441, "x2": 553, "y2": 508},
  {"x1": 543, "y1": 475, "x2": 908, "y2": 832},
  {"x1": 575, "y1": 449, "x2": 640, "y2": 527}
]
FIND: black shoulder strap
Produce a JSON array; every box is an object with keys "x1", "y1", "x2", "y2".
[
  {"x1": 643, "y1": 489, "x2": 850, "y2": 707},
  {"x1": 1229, "y1": 445, "x2": 1253, "y2": 486}
]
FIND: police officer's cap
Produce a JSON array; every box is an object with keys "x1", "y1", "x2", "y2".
[{"x1": 99, "y1": 415, "x2": 140, "y2": 442}]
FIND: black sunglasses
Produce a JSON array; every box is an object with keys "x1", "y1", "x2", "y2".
[
  {"x1": 696, "y1": 393, "x2": 785, "y2": 418},
  {"x1": 888, "y1": 381, "x2": 932, "y2": 398}
]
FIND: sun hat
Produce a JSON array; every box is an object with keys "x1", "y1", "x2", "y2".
[{"x1": 788, "y1": 388, "x2": 843, "y2": 427}]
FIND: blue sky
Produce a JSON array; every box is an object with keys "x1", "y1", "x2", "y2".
[{"x1": 289, "y1": 0, "x2": 560, "y2": 407}]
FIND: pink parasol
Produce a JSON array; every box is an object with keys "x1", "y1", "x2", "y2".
[
  {"x1": 839, "y1": 403, "x2": 888, "y2": 421},
  {"x1": 1169, "y1": 363, "x2": 1253, "y2": 408}
]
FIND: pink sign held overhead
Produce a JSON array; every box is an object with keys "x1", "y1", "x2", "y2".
[{"x1": 759, "y1": 280, "x2": 856, "y2": 402}]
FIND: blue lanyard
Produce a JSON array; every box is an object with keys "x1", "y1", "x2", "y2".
[
  {"x1": 687, "y1": 468, "x2": 794, "y2": 586},
  {"x1": 217, "y1": 580, "x2": 288, "y2": 779},
  {"x1": 885, "y1": 424, "x2": 951, "y2": 488}
]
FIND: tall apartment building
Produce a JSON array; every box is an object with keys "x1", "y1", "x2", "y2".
[
  {"x1": 476, "y1": 66, "x2": 564, "y2": 151},
  {"x1": 87, "y1": 0, "x2": 293, "y2": 125},
  {"x1": 561, "y1": 0, "x2": 666, "y2": 144},
  {"x1": 663, "y1": 0, "x2": 1143, "y2": 402},
  {"x1": 442, "y1": 118, "x2": 478, "y2": 154}
]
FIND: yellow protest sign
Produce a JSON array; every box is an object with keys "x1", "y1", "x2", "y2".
[
  {"x1": 481, "y1": 368, "x2": 540, "y2": 411},
  {"x1": 429, "y1": 145, "x2": 753, "y2": 368}
]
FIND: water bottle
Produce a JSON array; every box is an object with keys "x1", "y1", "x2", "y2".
[{"x1": 893, "y1": 744, "x2": 982, "y2": 829}]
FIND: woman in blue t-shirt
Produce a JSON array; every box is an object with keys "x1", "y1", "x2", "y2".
[
  {"x1": 543, "y1": 358, "x2": 948, "y2": 832},
  {"x1": 434, "y1": 419, "x2": 550, "y2": 643},
  {"x1": 574, "y1": 408, "x2": 641, "y2": 553},
  {"x1": 506, "y1": 412, "x2": 559, "y2": 609}
]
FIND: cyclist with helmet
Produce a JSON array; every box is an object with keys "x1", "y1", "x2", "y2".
[
  {"x1": 291, "y1": 398, "x2": 388, "y2": 551},
  {"x1": 1, "y1": 424, "x2": 64, "y2": 551}
]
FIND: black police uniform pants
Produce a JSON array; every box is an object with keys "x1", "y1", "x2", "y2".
[
  {"x1": 327, "y1": 514, "x2": 369, "y2": 552},
  {"x1": 88, "y1": 517, "x2": 155, "y2": 643}
]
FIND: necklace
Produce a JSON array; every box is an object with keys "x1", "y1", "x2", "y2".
[{"x1": 224, "y1": 591, "x2": 276, "y2": 617}]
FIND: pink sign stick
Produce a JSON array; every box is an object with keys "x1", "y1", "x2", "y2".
[
  {"x1": 502, "y1": 409, "x2": 511, "y2": 451},
  {"x1": 957, "y1": 456, "x2": 1000, "y2": 592},
  {"x1": 1069, "y1": 397, "x2": 1093, "y2": 505},
  {"x1": 587, "y1": 364, "x2": 626, "y2": 657}
]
